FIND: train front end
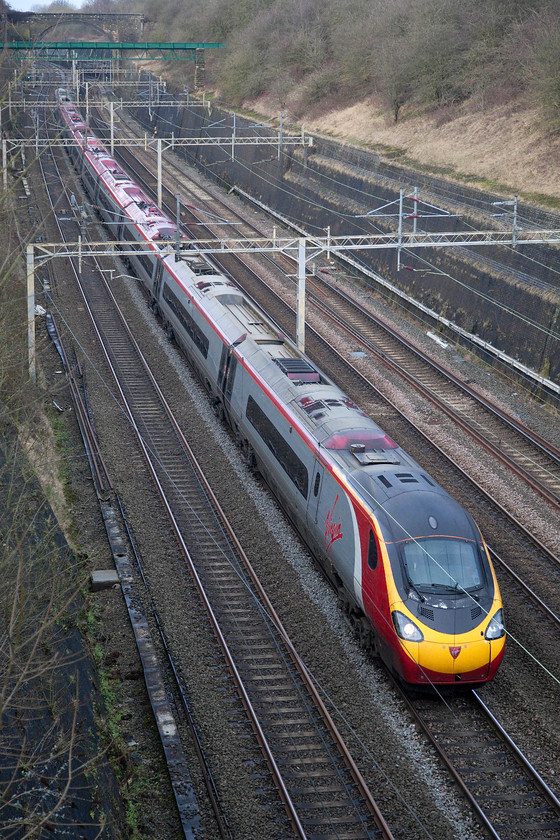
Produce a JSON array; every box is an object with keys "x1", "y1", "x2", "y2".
[{"x1": 373, "y1": 489, "x2": 505, "y2": 687}]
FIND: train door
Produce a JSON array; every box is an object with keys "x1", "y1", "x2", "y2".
[
  {"x1": 305, "y1": 461, "x2": 325, "y2": 549},
  {"x1": 361, "y1": 524, "x2": 391, "y2": 655},
  {"x1": 309, "y1": 462, "x2": 325, "y2": 525},
  {"x1": 153, "y1": 261, "x2": 163, "y2": 301},
  {"x1": 217, "y1": 346, "x2": 238, "y2": 425}
]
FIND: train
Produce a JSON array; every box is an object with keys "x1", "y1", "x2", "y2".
[{"x1": 56, "y1": 90, "x2": 505, "y2": 688}]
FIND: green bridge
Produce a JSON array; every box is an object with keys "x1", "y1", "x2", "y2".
[{"x1": 0, "y1": 42, "x2": 226, "y2": 60}]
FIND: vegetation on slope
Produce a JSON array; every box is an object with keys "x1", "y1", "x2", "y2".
[{"x1": 50, "y1": 0, "x2": 560, "y2": 131}]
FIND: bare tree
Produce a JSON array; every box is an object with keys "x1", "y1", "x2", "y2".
[
  {"x1": 526, "y1": 7, "x2": 560, "y2": 131},
  {"x1": 0, "y1": 428, "x2": 105, "y2": 838},
  {"x1": 0, "y1": 67, "x2": 109, "y2": 838}
]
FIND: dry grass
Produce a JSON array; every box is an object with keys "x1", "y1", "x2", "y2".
[{"x1": 248, "y1": 93, "x2": 560, "y2": 204}]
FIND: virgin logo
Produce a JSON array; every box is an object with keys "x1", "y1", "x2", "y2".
[
  {"x1": 449, "y1": 646, "x2": 461, "y2": 660},
  {"x1": 325, "y1": 495, "x2": 343, "y2": 552}
]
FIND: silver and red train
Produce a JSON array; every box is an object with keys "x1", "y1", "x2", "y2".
[{"x1": 57, "y1": 90, "x2": 505, "y2": 687}]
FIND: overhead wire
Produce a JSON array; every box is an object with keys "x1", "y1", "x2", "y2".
[
  {"x1": 38, "y1": 87, "x2": 560, "y2": 835},
  {"x1": 81, "y1": 83, "x2": 560, "y2": 402},
  {"x1": 61, "y1": 92, "x2": 559, "y2": 687}
]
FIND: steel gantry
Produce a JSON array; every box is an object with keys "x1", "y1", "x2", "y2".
[
  {"x1": 25, "y1": 223, "x2": 560, "y2": 383},
  {"x1": 1, "y1": 131, "x2": 312, "y2": 197}
]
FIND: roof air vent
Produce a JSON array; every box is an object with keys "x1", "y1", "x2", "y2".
[
  {"x1": 274, "y1": 358, "x2": 321, "y2": 383},
  {"x1": 396, "y1": 473, "x2": 418, "y2": 484}
]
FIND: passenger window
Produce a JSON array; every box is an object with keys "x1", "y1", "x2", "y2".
[
  {"x1": 246, "y1": 396, "x2": 308, "y2": 497},
  {"x1": 313, "y1": 472, "x2": 321, "y2": 497},
  {"x1": 368, "y1": 530, "x2": 378, "y2": 570}
]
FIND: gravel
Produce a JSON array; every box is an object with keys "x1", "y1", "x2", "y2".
[{"x1": 30, "y1": 115, "x2": 560, "y2": 839}]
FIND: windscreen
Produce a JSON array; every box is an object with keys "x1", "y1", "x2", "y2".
[{"x1": 401, "y1": 537, "x2": 484, "y2": 591}]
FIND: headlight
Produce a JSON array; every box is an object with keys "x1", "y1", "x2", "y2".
[
  {"x1": 485, "y1": 608, "x2": 505, "y2": 640},
  {"x1": 392, "y1": 610, "x2": 424, "y2": 642}
]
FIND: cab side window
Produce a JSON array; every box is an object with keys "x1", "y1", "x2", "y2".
[
  {"x1": 313, "y1": 471, "x2": 321, "y2": 497},
  {"x1": 368, "y1": 530, "x2": 378, "y2": 570}
]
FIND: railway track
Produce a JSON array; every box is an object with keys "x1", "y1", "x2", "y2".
[
  {"x1": 33, "y1": 88, "x2": 560, "y2": 838},
  {"x1": 46, "y1": 311, "x2": 214, "y2": 838},
  {"x1": 87, "y1": 96, "x2": 560, "y2": 685},
  {"x1": 303, "y1": 285, "x2": 560, "y2": 509},
  {"x1": 93, "y1": 105, "x2": 560, "y2": 520},
  {"x1": 40, "y1": 97, "x2": 396, "y2": 840},
  {"x1": 96, "y1": 124, "x2": 560, "y2": 595},
  {"x1": 90, "y1": 97, "x2": 560, "y2": 814},
  {"x1": 396, "y1": 684, "x2": 560, "y2": 840},
  {"x1": 223, "y1": 265, "x2": 560, "y2": 624},
  {"x1": 37, "y1": 108, "x2": 210, "y2": 839}
]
